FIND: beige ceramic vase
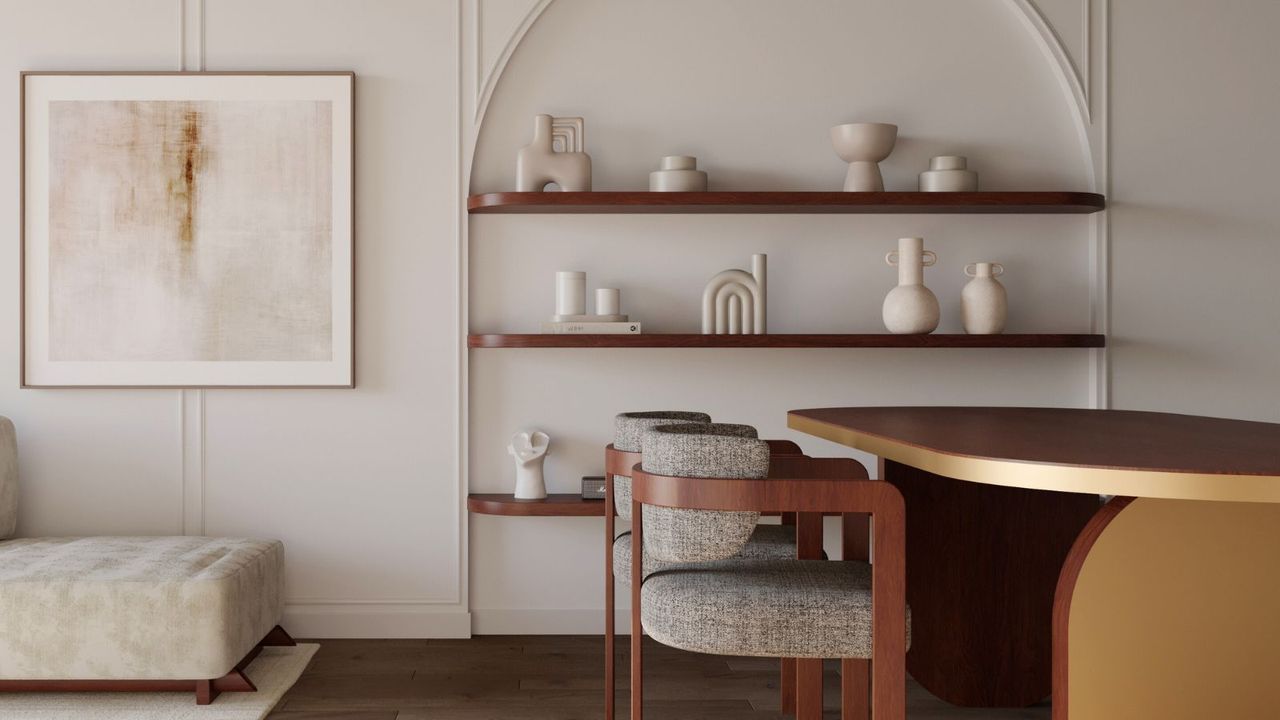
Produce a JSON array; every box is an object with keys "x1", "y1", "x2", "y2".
[{"x1": 882, "y1": 237, "x2": 939, "y2": 334}]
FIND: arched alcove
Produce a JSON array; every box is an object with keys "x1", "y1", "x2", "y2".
[{"x1": 463, "y1": 0, "x2": 1103, "y2": 631}]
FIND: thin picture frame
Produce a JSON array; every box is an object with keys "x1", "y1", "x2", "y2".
[{"x1": 20, "y1": 71, "x2": 356, "y2": 388}]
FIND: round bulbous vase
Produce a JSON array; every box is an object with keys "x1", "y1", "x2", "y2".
[
  {"x1": 961, "y1": 262, "x2": 1007, "y2": 334},
  {"x1": 883, "y1": 237, "x2": 939, "y2": 334}
]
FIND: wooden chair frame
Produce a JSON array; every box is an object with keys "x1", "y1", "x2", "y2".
[
  {"x1": 603, "y1": 440, "x2": 805, "y2": 720},
  {"x1": 629, "y1": 456, "x2": 907, "y2": 720}
]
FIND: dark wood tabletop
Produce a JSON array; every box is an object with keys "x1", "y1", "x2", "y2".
[{"x1": 788, "y1": 407, "x2": 1280, "y2": 502}]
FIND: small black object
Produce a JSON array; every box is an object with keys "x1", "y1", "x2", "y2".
[{"x1": 581, "y1": 475, "x2": 607, "y2": 500}]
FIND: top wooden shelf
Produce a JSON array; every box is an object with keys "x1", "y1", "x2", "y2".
[{"x1": 467, "y1": 191, "x2": 1106, "y2": 215}]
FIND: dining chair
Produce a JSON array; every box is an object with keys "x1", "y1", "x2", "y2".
[
  {"x1": 629, "y1": 423, "x2": 909, "y2": 720},
  {"x1": 603, "y1": 412, "x2": 805, "y2": 720}
]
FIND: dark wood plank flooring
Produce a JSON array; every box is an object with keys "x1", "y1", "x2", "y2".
[{"x1": 269, "y1": 636, "x2": 1052, "y2": 719}]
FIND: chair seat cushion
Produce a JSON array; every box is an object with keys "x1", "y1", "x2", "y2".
[
  {"x1": 613, "y1": 523, "x2": 797, "y2": 585},
  {"x1": 641, "y1": 559, "x2": 910, "y2": 659},
  {"x1": 0, "y1": 536, "x2": 283, "y2": 680}
]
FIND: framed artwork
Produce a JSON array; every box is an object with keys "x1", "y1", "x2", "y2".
[{"x1": 20, "y1": 72, "x2": 354, "y2": 388}]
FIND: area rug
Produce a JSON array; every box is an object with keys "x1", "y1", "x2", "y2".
[{"x1": 0, "y1": 644, "x2": 318, "y2": 720}]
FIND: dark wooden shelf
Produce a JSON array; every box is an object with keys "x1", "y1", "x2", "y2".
[
  {"x1": 467, "y1": 191, "x2": 1106, "y2": 214},
  {"x1": 468, "y1": 493, "x2": 605, "y2": 517},
  {"x1": 468, "y1": 333, "x2": 1106, "y2": 349}
]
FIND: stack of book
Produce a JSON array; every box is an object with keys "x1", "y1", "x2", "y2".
[
  {"x1": 542, "y1": 313, "x2": 641, "y2": 334},
  {"x1": 541, "y1": 321, "x2": 641, "y2": 334}
]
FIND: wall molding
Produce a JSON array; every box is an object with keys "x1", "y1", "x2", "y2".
[
  {"x1": 472, "y1": 608, "x2": 629, "y2": 636},
  {"x1": 285, "y1": 602, "x2": 471, "y2": 639}
]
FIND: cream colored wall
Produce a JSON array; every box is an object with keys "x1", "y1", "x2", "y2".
[
  {"x1": 1109, "y1": 1, "x2": 1280, "y2": 423},
  {"x1": 0, "y1": 0, "x2": 466, "y2": 637}
]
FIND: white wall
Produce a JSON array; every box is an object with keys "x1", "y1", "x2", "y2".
[
  {"x1": 0, "y1": 0, "x2": 466, "y2": 637},
  {"x1": 1110, "y1": 0, "x2": 1280, "y2": 423}
]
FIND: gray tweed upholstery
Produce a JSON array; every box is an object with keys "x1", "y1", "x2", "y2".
[
  {"x1": 642, "y1": 559, "x2": 911, "y2": 658},
  {"x1": 613, "y1": 523, "x2": 798, "y2": 586},
  {"x1": 612, "y1": 412, "x2": 711, "y2": 521},
  {"x1": 639, "y1": 424, "x2": 768, "y2": 563}
]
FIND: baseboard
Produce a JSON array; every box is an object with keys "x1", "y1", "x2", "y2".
[
  {"x1": 283, "y1": 603, "x2": 472, "y2": 638},
  {"x1": 471, "y1": 608, "x2": 632, "y2": 635}
]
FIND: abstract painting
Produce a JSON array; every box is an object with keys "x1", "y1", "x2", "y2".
[{"x1": 22, "y1": 73, "x2": 354, "y2": 387}]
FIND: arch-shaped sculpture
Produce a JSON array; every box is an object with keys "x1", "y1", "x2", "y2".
[{"x1": 701, "y1": 254, "x2": 767, "y2": 335}]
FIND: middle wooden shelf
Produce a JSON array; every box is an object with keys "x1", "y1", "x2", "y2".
[{"x1": 467, "y1": 333, "x2": 1105, "y2": 349}]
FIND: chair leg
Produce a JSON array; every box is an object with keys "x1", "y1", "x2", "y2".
[
  {"x1": 605, "y1": 486, "x2": 616, "y2": 720},
  {"x1": 781, "y1": 657, "x2": 796, "y2": 714},
  {"x1": 842, "y1": 658, "x2": 870, "y2": 720},
  {"x1": 631, "y1": 500, "x2": 644, "y2": 720},
  {"x1": 795, "y1": 658, "x2": 824, "y2": 720}
]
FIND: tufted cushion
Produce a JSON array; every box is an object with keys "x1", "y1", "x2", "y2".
[
  {"x1": 640, "y1": 424, "x2": 768, "y2": 563},
  {"x1": 0, "y1": 418, "x2": 15, "y2": 540},
  {"x1": 642, "y1": 559, "x2": 911, "y2": 658},
  {"x1": 0, "y1": 536, "x2": 284, "y2": 680},
  {"x1": 612, "y1": 411, "x2": 711, "y2": 520},
  {"x1": 613, "y1": 523, "x2": 798, "y2": 586}
]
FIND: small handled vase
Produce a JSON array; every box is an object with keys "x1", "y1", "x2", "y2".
[{"x1": 961, "y1": 262, "x2": 1007, "y2": 334}]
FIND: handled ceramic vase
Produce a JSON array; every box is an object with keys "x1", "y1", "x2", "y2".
[
  {"x1": 961, "y1": 262, "x2": 1007, "y2": 334},
  {"x1": 882, "y1": 237, "x2": 940, "y2": 334}
]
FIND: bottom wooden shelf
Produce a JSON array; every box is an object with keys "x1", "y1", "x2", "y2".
[{"x1": 468, "y1": 493, "x2": 605, "y2": 517}]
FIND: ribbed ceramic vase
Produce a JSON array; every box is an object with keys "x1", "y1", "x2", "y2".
[
  {"x1": 882, "y1": 237, "x2": 939, "y2": 334},
  {"x1": 961, "y1": 262, "x2": 1007, "y2": 334}
]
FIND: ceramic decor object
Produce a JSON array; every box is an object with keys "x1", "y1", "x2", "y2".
[
  {"x1": 509, "y1": 430, "x2": 550, "y2": 500},
  {"x1": 882, "y1": 237, "x2": 939, "y2": 334},
  {"x1": 830, "y1": 122, "x2": 898, "y2": 191},
  {"x1": 649, "y1": 155, "x2": 708, "y2": 192},
  {"x1": 516, "y1": 114, "x2": 592, "y2": 192},
  {"x1": 596, "y1": 288, "x2": 620, "y2": 316},
  {"x1": 555, "y1": 271, "x2": 587, "y2": 316},
  {"x1": 962, "y1": 262, "x2": 1007, "y2": 334},
  {"x1": 919, "y1": 155, "x2": 979, "y2": 192},
  {"x1": 701, "y1": 254, "x2": 767, "y2": 335}
]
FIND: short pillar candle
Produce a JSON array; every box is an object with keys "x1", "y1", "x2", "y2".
[
  {"x1": 596, "y1": 288, "x2": 620, "y2": 316},
  {"x1": 556, "y1": 271, "x2": 586, "y2": 316}
]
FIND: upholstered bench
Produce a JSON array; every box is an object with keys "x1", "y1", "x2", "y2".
[{"x1": 0, "y1": 417, "x2": 293, "y2": 704}]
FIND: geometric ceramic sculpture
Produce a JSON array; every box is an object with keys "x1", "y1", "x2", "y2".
[
  {"x1": 830, "y1": 122, "x2": 898, "y2": 191},
  {"x1": 517, "y1": 114, "x2": 592, "y2": 192},
  {"x1": 701, "y1": 254, "x2": 767, "y2": 334},
  {"x1": 961, "y1": 262, "x2": 1007, "y2": 334},
  {"x1": 883, "y1": 237, "x2": 939, "y2": 334},
  {"x1": 920, "y1": 155, "x2": 979, "y2": 192},
  {"x1": 649, "y1": 155, "x2": 708, "y2": 192},
  {"x1": 509, "y1": 430, "x2": 550, "y2": 500}
]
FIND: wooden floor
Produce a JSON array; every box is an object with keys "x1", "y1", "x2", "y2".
[{"x1": 268, "y1": 636, "x2": 1051, "y2": 720}]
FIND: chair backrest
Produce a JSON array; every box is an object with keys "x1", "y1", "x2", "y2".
[
  {"x1": 639, "y1": 422, "x2": 769, "y2": 563},
  {"x1": 0, "y1": 417, "x2": 16, "y2": 540},
  {"x1": 612, "y1": 411, "x2": 710, "y2": 520}
]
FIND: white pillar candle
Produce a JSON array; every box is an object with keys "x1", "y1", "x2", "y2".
[
  {"x1": 555, "y1": 271, "x2": 586, "y2": 316},
  {"x1": 595, "y1": 288, "x2": 620, "y2": 316}
]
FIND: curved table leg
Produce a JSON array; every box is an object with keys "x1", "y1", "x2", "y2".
[
  {"x1": 882, "y1": 460, "x2": 1099, "y2": 707},
  {"x1": 1054, "y1": 497, "x2": 1280, "y2": 719}
]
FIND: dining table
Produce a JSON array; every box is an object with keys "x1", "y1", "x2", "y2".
[{"x1": 787, "y1": 406, "x2": 1280, "y2": 720}]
